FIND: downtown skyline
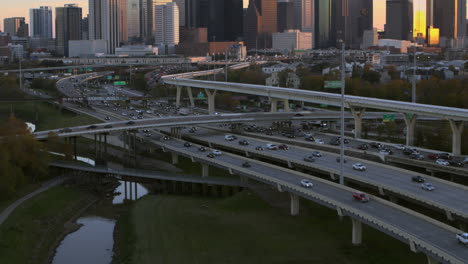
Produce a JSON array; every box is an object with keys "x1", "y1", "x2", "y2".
[{"x1": 0, "y1": 0, "x2": 448, "y2": 33}]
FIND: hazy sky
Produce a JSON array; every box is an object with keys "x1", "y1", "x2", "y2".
[{"x1": 0, "y1": 0, "x2": 462, "y2": 33}]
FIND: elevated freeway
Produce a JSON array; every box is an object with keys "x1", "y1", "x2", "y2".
[{"x1": 147, "y1": 135, "x2": 468, "y2": 264}]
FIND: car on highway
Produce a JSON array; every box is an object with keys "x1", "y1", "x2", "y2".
[
  {"x1": 435, "y1": 159, "x2": 449, "y2": 166},
  {"x1": 225, "y1": 135, "x2": 237, "y2": 141},
  {"x1": 449, "y1": 160, "x2": 464, "y2": 167},
  {"x1": 358, "y1": 144, "x2": 369, "y2": 150},
  {"x1": 352, "y1": 191, "x2": 370, "y2": 202},
  {"x1": 144, "y1": 133, "x2": 151, "y2": 137},
  {"x1": 132, "y1": 116, "x2": 138, "y2": 120},
  {"x1": 198, "y1": 147, "x2": 207, "y2": 152},
  {"x1": 379, "y1": 149, "x2": 391, "y2": 155},
  {"x1": 122, "y1": 112, "x2": 127, "y2": 116},
  {"x1": 303, "y1": 156, "x2": 316, "y2": 162},
  {"x1": 438, "y1": 153, "x2": 453, "y2": 160},
  {"x1": 126, "y1": 121, "x2": 135, "y2": 125},
  {"x1": 255, "y1": 146, "x2": 264, "y2": 151},
  {"x1": 104, "y1": 125, "x2": 113, "y2": 129},
  {"x1": 412, "y1": 176, "x2": 425, "y2": 183},
  {"x1": 87, "y1": 125, "x2": 98, "y2": 129},
  {"x1": 105, "y1": 116, "x2": 111, "y2": 120},
  {"x1": 305, "y1": 136, "x2": 315, "y2": 142},
  {"x1": 300, "y1": 179, "x2": 314, "y2": 188},
  {"x1": 329, "y1": 139, "x2": 340, "y2": 146},
  {"x1": 206, "y1": 153, "x2": 215, "y2": 158},
  {"x1": 212, "y1": 150, "x2": 222, "y2": 156},
  {"x1": 266, "y1": 144, "x2": 278, "y2": 150},
  {"x1": 242, "y1": 162, "x2": 251, "y2": 168},
  {"x1": 370, "y1": 142, "x2": 382, "y2": 149},
  {"x1": 464, "y1": 157, "x2": 468, "y2": 164},
  {"x1": 315, "y1": 138, "x2": 325, "y2": 144},
  {"x1": 188, "y1": 128, "x2": 196, "y2": 133},
  {"x1": 184, "y1": 142, "x2": 192, "y2": 147},
  {"x1": 456, "y1": 233, "x2": 468, "y2": 245},
  {"x1": 137, "y1": 116, "x2": 143, "y2": 119},
  {"x1": 427, "y1": 153, "x2": 439, "y2": 160},
  {"x1": 421, "y1": 182, "x2": 435, "y2": 191},
  {"x1": 311, "y1": 151, "x2": 322, "y2": 157},
  {"x1": 278, "y1": 144, "x2": 289, "y2": 150},
  {"x1": 60, "y1": 128, "x2": 73, "y2": 133},
  {"x1": 410, "y1": 153, "x2": 424, "y2": 160},
  {"x1": 163, "y1": 136, "x2": 170, "y2": 140},
  {"x1": 352, "y1": 163, "x2": 367, "y2": 171},
  {"x1": 238, "y1": 140, "x2": 249, "y2": 146},
  {"x1": 395, "y1": 144, "x2": 406, "y2": 150}
]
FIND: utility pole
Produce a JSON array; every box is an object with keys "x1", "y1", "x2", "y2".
[
  {"x1": 212, "y1": 36, "x2": 216, "y2": 81},
  {"x1": 412, "y1": 45, "x2": 417, "y2": 103},
  {"x1": 339, "y1": 40, "x2": 346, "y2": 186}
]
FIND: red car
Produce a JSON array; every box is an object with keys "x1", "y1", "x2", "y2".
[
  {"x1": 427, "y1": 153, "x2": 439, "y2": 160},
  {"x1": 352, "y1": 192, "x2": 370, "y2": 203},
  {"x1": 278, "y1": 144, "x2": 289, "y2": 150}
]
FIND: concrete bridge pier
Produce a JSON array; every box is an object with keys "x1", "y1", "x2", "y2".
[
  {"x1": 129, "y1": 181, "x2": 133, "y2": 200},
  {"x1": 124, "y1": 181, "x2": 127, "y2": 200},
  {"x1": 187, "y1": 87, "x2": 195, "y2": 108},
  {"x1": 176, "y1": 86, "x2": 182, "y2": 108},
  {"x1": 170, "y1": 127, "x2": 182, "y2": 139},
  {"x1": 175, "y1": 86, "x2": 195, "y2": 108},
  {"x1": 351, "y1": 218, "x2": 362, "y2": 245},
  {"x1": 403, "y1": 113, "x2": 417, "y2": 146},
  {"x1": 350, "y1": 107, "x2": 366, "y2": 139},
  {"x1": 449, "y1": 120, "x2": 464, "y2": 156},
  {"x1": 283, "y1": 99, "x2": 291, "y2": 112},
  {"x1": 171, "y1": 153, "x2": 179, "y2": 165},
  {"x1": 290, "y1": 193, "x2": 299, "y2": 216},
  {"x1": 72, "y1": 136, "x2": 77, "y2": 161},
  {"x1": 202, "y1": 163, "x2": 209, "y2": 178},
  {"x1": 270, "y1": 98, "x2": 278, "y2": 112},
  {"x1": 204, "y1": 89, "x2": 217, "y2": 114},
  {"x1": 426, "y1": 255, "x2": 439, "y2": 264}
]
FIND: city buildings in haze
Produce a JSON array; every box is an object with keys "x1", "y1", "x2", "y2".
[
  {"x1": 55, "y1": 4, "x2": 82, "y2": 56},
  {"x1": 3, "y1": 17, "x2": 29, "y2": 38},
  {"x1": 277, "y1": 0, "x2": 295, "y2": 33},
  {"x1": 155, "y1": 1, "x2": 179, "y2": 52},
  {"x1": 29, "y1": 6, "x2": 53, "y2": 39},
  {"x1": 244, "y1": 0, "x2": 277, "y2": 50},
  {"x1": 385, "y1": 0, "x2": 413, "y2": 41}
]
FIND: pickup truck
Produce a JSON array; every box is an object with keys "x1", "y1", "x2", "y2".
[{"x1": 456, "y1": 233, "x2": 468, "y2": 245}]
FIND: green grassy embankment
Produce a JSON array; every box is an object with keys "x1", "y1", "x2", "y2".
[{"x1": 115, "y1": 191, "x2": 425, "y2": 264}]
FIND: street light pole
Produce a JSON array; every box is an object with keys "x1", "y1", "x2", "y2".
[
  {"x1": 225, "y1": 47, "x2": 229, "y2": 82},
  {"x1": 339, "y1": 41, "x2": 346, "y2": 186},
  {"x1": 412, "y1": 45, "x2": 417, "y2": 103}
]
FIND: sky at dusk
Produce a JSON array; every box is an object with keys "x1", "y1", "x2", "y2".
[{"x1": 0, "y1": 0, "x2": 464, "y2": 33}]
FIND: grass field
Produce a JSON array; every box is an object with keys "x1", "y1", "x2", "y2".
[
  {"x1": 0, "y1": 102, "x2": 100, "y2": 131},
  {"x1": 0, "y1": 186, "x2": 94, "y2": 264},
  {"x1": 116, "y1": 192, "x2": 425, "y2": 264}
]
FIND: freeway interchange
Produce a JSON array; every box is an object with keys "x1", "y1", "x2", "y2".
[{"x1": 31, "y1": 66, "x2": 468, "y2": 264}]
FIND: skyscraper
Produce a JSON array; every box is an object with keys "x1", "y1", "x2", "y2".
[
  {"x1": 333, "y1": 0, "x2": 373, "y2": 48},
  {"x1": 3, "y1": 17, "x2": 28, "y2": 37},
  {"x1": 314, "y1": 0, "x2": 332, "y2": 48},
  {"x1": 89, "y1": 0, "x2": 124, "y2": 54},
  {"x1": 293, "y1": 0, "x2": 314, "y2": 33},
  {"x1": 127, "y1": 0, "x2": 141, "y2": 41},
  {"x1": 29, "y1": 6, "x2": 53, "y2": 39},
  {"x1": 244, "y1": 0, "x2": 277, "y2": 49},
  {"x1": 277, "y1": 0, "x2": 294, "y2": 32},
  {"x1": 184, "y1": 0, "x2": 243, "y2": 42},
  {"x1": 56, "y1": 4, "x2": 82, "y2": 56},
  {"x1": 432, "y1": 0, "x2": 466, "y2": 39},
  {"x1": 385, "y1": 0, "x2": 413, "y2": 40},
  {"x1": 155, "y1": 2, "x2": 179, "y2": 45},
  {"x1": 140, "y1": 0, "x2": 153, "y2": 42}
]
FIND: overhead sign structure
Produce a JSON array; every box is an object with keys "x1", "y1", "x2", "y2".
[
  {"x1": 383, "y1": 114, "x2": 395, "y2": 122},
  {"x1": 114, "y1": 81, "x2": 126, "y2": 86},
  {"x1": 324, "y1": 81, "x2": 342, "y2": 89}
]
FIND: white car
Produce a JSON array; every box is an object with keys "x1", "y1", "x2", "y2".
[
  {"x1": 212, "y1": 150, "x2": 222, "y2": 156},
  {"x1": 224, "y1": 135, "x2": 236, "y2": 141},
  {"x1": 300, "y1": 179, "x2": 314, "y2": 188},
  {"x1": 315, "y1": 138, "x2": 325, "y2": 144},
  {"x1": 379, "y1": 149, "x2": 391, "y2": 155},
  {"x1": 435, "y1": 159, "x2": 449, "y2": 166},
  {"x1": 463, "y1": 157, "x2": 468, "y2": 164},
  {"x1": 266, "y1": 144, "x2": 278, "y2": 150},
  {"x1": 352, "y1": 163, "x2": 367, "y2": 171},
  {"x1": 421, "y1": 182, "x2": 435, "y2": 191},
  {"x1": 456, "y1": 233, "x2": 468, "y2": 245},
  {"x1": 395, "y1": 144, "x2": 406, "y2": 150}
]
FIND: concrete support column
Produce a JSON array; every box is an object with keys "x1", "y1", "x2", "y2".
[
  {"x1": 426, "y1": 255, "x2": 439, "y2": 264},
  {"x1": 187, "y1": 87, "x2": 195, "y2": 108},
  {"x1": 129, "y1": 181, "x2": 133, "y2": 200},
  {"x1": 202, "y1": 163, "x2": 209, "y2": 178},
  {"x1": 134, "y1": 181, "x2": 138, "y2": 200},
  {"x1": 171, "y1": 152, "x2": 179, "y2": 165},
  {"x1": 351, "y1": 218, "x2": 363, "y2": 245},
  {"x1": 103, "y1": 134, "x2": 108, "y2": 156},
  {"x1": 270, "y1": 98, "x2": 278, "y2": 112},
  {"x1": 284, "y1": 99, "x2": 291, "y2": 112},
  {"x1": 205, "y1": 89, "x2": 217, "y2": 114},
  {"x1": 124, "y1": 181, "x2": 127, "y2": 200},
  {"x1": 176, "y1": 85, "x2": 182, "y2": 108},
  {"x1": 330, "y1": 121, "x2": 337, "y2": 131},
  {"x1": 350, "y1": 108, "x2": 366, "y2": 139},
  {"x1": 403, "y1": 113, "x2": 417, "y2": 146},
  {"x1": 449, "y1": 120, "x2": 464, "y2": 156},
  {"x1": 73, "y1": 136, "x2": 77, "y2": 161},
  {"x1": 289, "y1": 193, "x2": 299, "y2": 216}
]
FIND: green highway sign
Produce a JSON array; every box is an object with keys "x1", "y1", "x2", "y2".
[
  {"x1": 107, "y1": 76, "x2": 113, "y2": 80},
  {"x1": 383, "y1": 114, "x2": 395, "y2": 122},
  {"x1": 197, "y1": 92, "x2": 205, "y2": 99},
  {"x1": 114, "y1": 81, "x2": 126, "y2": 86},
  {"x1": 407, "y1": 113, "x2": 414, "y2": 120},
  {"x1": 320, "y1": 104, "x2": 328, "y2": 107},
  {"x1": 115, "y1": 75, "x2": 120, "y2": 80},
  {"x1": 324, "y1": 81, "x2": 342, "y2": 89}
]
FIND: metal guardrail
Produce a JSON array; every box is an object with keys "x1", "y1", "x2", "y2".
[{"x1": 152, "y1": 138, "x2": 465, "y2": 264}]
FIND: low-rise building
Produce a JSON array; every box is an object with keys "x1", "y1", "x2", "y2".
[
  {"x1": 272, "y1": 30, "x2": 312, "y2": 52},
  {"x1": 68, "y1": 40, "x2": 108, "y2": 58},
  {"x1": 378, "y1": 39, "x2": 412, "y2": 53},
  {"x1": 115, "y1": 45, "x2": 157, "y2": 56}
]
